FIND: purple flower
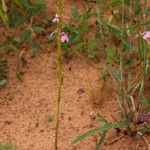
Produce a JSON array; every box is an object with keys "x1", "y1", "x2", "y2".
[
  {"x1": 52, "y1": 14, "x2": 59, "y2": 23},
  {"x1": 140, "y1": 114, "x2": 150, "y2": 123},
  {"x1": 61, "y1": 32, "x2": 69, "y2": 43},
  {"x1": 49, "y1": 30, "x2": 69, "y2": 43},
  {"x1": 141, "y1": 31, "x2": 150, "y2": 40}
]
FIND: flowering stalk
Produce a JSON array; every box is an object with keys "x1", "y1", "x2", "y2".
[
  {"x1": 55, "y1": 0, "x2": 63, "y2": 149},
  {"x1": 0, "y1": 0, "x2": 9, "y2": 27},
  {"x1": 143, "y1": 0, "x2": 148, "y2": 78}
]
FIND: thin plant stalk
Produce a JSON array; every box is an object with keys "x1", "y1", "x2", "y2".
[
  {"x1": 127, "y1": 0, "x2": 134, "y2": 120},
  {"x1": 120, "y1": 0, "x2": 127, "y2": 118},
  {"x1": 0, "y1": 0, "x2": 9, "y2": 27},
  {"x1": 143, "y1": 0, "x2": 147, "y2": 78},
  {"x1": 96, "y1": 0, "x2": 104, "y2": 38},
  {"x1": 120, "y1": 1, "x2": 133, "y2": 134},
  {"x1": 128, "y1": 0, "x2": 132, "y2": 93},
  {"x1": 55, "y1": 0, "x2": 63, "y2": 150},
  {"x1": 137, "y1": 0, "x2": 147, "y2": 112}
]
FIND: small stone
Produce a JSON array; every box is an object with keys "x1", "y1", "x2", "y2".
[
  {"x1": 77, "y1": 88, "x2": 85, "y2": 95},
  {"x1": 90, "y1": 111, "x2": 96, "y2": 120}
]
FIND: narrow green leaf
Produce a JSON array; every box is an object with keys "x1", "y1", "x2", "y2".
[
  {"x1": 135, "y1": 0, "x2": 141, "y2": 16},
  {"x1": 106, "y1": 65, "x2": 121, "y2": 81},
  {"x1": 71, "y1": 121, "x2": 127, "y2": 144},
  {"x1": 33, "y1": 26, "x2": 45, "y2": 33},
  {"x1": 2, "y1": 0, "x2": 7, "y2": 13},
  {"x1": 97, "y1": 116, "x2": 109, "y2": 125},
  {"x1": 96, "y1": 130, "x2": 108, "y2": 150},
  {"x1": 70, "y1": 126, "x2": 103, "y2": 144},
  {"x1": 105, "y1": 48, "x2": 115, "y2": 63},
  {"x1": 21, "y1": 28, "x2": 31, "y2": 41},
  {"x1": 0, "y1": 79, "x2": 7, "y2": 86},
  {"x1": 111, "y1": 0, "x2": 129, "y2": 7},
  {"x1": 71, "y1": 8, "x2": 79, "y2": 19},
  {"x1": 145, "y1": 96, "x2": 150, "y2": 104},
  {"x1": 145, "y1": 107, "x2": 150, "y2": 112}
]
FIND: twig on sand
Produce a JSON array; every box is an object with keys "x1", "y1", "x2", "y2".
[
  {"x1": 143, "y1": 135, "x2": 150, "y2": 150},
  {"x1": 106, "y1": 134, "x2": 124, "y2": 145}
]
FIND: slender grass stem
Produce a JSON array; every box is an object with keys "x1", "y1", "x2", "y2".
[
  {"x1": 96, "y1": 0, "x2": 104, "y2": 38},
  {"x1": 120, "y1": 0, "x2": 127, "y2": 118},
  {"x1": 0, "y1": 0, "x2": 9, "y2": 27},
  {"x1": 120, "y1": 1, "x2": 124, "y2": 81},
  {"x1": 137, "y1": 0, "x2": 147, "y2": 112},
  {"x1": 128, "y1": 0, "x2": 132, "y2": 92},
  {"x1": 127, "y1": 0, "x2": 134, "y2": 120},
  {"x1": 143, "y1": 0, "x2": 147, "y2": 78},
  {"x1": 55, "y1": 0, "x2": 63, "y2": 149}
]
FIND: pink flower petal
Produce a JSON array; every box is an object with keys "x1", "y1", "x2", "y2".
[
  {"x1": 52, "y1": 14, "x2": 59, "y2": 23},
  {"x1": 55, "y1": 14, "x2": 59, "y2": 18},
  {"x1": 142, "y1": 31, "x2": 150, "y2": 40},
  {"x1": 61, "y1": 32, "x2": 69, "y2": 43}
]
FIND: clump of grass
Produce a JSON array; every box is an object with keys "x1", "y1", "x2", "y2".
[{"x1": 70, "y1": 0, "x2": 150, "y2": 149}]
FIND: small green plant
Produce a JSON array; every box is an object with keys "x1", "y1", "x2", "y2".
[
  {"x1": 0, "y1": 24, "x2": 44, "y2": 80},
  {"x1": 0, "y1": 0, "x2": 46, "y2": 82},
  {"x1": 0, "y1": 143, "x2": 21, "y2": 150},
  {"x1": 0, "y1": 0, "x2": 46, "y2": 28},
  {"x1": 49, "y1": 3, "x2": 103, "y2": 60},
  {"x1": 47, "y1": 115, "x2": 53, "y2": 122},
  {"x1": 63, "y1": 6, "x2": 100, "y2": 59},
  {"x1": 0, "y1": 58, "x2": 7, "y2": 86}
]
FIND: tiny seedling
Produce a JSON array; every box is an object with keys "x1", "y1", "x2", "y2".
[{"x1": 47, "y1": 115, "x2": 53, "y2": 122}]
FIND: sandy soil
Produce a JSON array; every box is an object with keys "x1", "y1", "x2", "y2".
[
  {"x1": 0, "y1": 50, "x2": 104, "y2": 150},
  {"x1": 0, "y1": 49, "x2": 149, "y2": 150}
]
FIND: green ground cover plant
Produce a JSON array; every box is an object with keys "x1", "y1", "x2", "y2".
[{"x1": 0, "y1": 0, "x2": 46, "y2": 84}]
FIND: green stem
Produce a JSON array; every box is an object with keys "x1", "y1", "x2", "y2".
[
  {"x1": 120, "y1": 0, "x2": 126, "y2": 118},
  {"x1": 137, "y1": 0, "x2": 147, "y2": 112},
  {"x1": 143, "y1": 0, "x2": 147, "y2": 79},
  {"x1": 55, "y1": 0, "x2": 63, "y2": 150},
  {"x1": 128, "y1": 0, "x2": 132, "y2": 92},
  {"x1": 0, "y1": 0, "x2": 9, "y2": 27},
  {"x1": 127, "y1": 0, "x2": 133, "y2": 120},
  {"x1": 96, "y1": 0, "x2": 104, "y2": 38}
]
